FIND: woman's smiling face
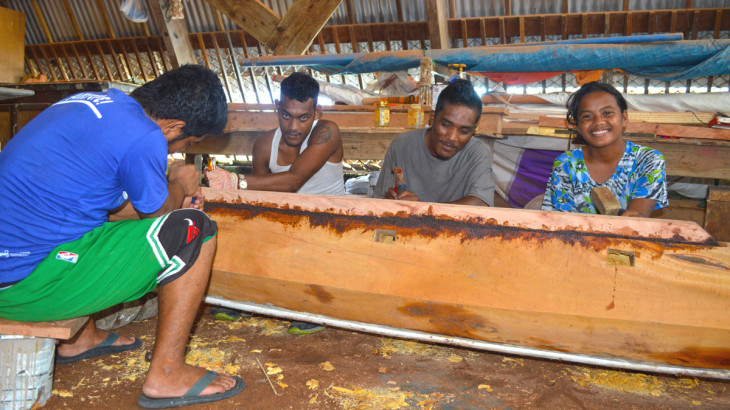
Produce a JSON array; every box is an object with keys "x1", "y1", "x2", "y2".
[{"x1": 575, "y1": 90, "x2": 628, "y2": 150}]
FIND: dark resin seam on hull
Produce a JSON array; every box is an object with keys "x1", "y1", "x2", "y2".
[{"x1": 205, "y1": 201, "x2": 720, "y2": 249}]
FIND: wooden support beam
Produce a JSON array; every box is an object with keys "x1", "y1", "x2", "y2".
[
  {"x1": 94, "y1": 41, "x2": 113, "y2": 80},
  {"x1": 206, "y1": 0, "x2": 280, "y2": 49},
  {"x1": 345, "y1": 0, "x2": 356, "y2": 24},
  {"x1": 144, "y1": 39, "x2": 159, "y2": 77},
  {"x1": 426, "y1": 0, "x2": 450, "y2": 49},
  {"x1": 49, "y1": 44, "x2": 70, "y2": 81},
  {"x1": 37, "y1": 46, "x2": 58, "y2": 82},
  {"x1": 106, "y1": 40, "x2": 123, "y2": 80},
  {"x1": 131, "y1": 39, "x2": 148, "y2": 82},
  {"x1": 95, "y1": 0, "x2": 117, "y2": 39},
  {"x1": 211, "y1": 33, "x2": 232, "y2": 100},
  {"x1": 30, "y1": 0, "x2": 54, "y2": 43},
  {"x1": 149, "y1": 0, "x2": 196, "y2": 68},
  {"x1": 82, "y1": 42, "x2": 101, "y2": 80},
  {"x1": 196, "y1": 34, "x2": 211, "y2": 69},
  {"x1": 62, "y1": 0, "x2": 84, "y2": 40},
  {"x1": 270, "y1": 0, "x2": 343, "y2": 55},
  {"x1": 70, "y1": 43, "x2": 90, "y2": 79},
  {"x1": 118, "y1": 40, "x2": 135, "y2": 81}
]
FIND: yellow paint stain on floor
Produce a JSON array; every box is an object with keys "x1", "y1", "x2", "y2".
[
  {"x1": 569, "y1": 368, "x2": 701, "y2": 396},
  {"x1": 225, "y1": 316, "x2": 288, "y2": 335},
  {"x1": 377, "y1": 338, "x2": 463, "y2": 362},
  {"x1": 326, "y1": 385, "x2": 414, "y2": 409}
]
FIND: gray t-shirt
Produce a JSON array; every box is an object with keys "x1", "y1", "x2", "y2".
[{"x1": 372, "y1": 128, "x2": 495, "y2": 206}]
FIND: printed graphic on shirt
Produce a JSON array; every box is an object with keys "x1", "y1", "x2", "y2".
[{"x1": 53, "y1": 92, "x2": 115, "y2": 119}]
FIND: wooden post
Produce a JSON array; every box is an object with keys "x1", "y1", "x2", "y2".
[
  {"x1": 704, "y1": 186, "x2": 730, "y2": 242},
  {"x1": 426, "y1": 0, "x2": 450, "y2": 49},
  {"x1": 149, "y1": 0, "x2": 196, "y2": 68}
]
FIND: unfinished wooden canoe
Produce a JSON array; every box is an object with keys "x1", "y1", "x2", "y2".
[{"x1": 203, "y1": 188, "x2": 730, "y2": 376}]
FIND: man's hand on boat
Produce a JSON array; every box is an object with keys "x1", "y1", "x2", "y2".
[{"x1": 385, "y1": 187, "x2": 420, "y2": 201}]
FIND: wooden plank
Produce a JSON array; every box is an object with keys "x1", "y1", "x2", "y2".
[
  {"x1": 426, "y1": 0, "x2": 450, "y2": 49},
  {"x1": 708, "y1": 186, "x2": 730, "y2": 202},
  {"x1": 271, "y1": 0, "x2": 343, "y2": 55},
  {"x1": 705, "y1": 186, "x2": 730, "y2": 242},
  {"x1": 0, "y1": 317, "x2": 87, "y2": 340},
  {"x1": 652, "y1": 198, "x2": 705, "y2": 226},
  {"x1": 538, "y1": 116, "x2": 730, "y2": 142},
  {"x1": 223, "y1": 107, "x2": 504, "y2": 133},
  {"x1": 206, "y1": 0, "x2": 280, "y2": 47},
  {"x1": 0, "y1": 7, "x2": 26, "y2": 83},
  {"x1": 149, "y1": 0, "x2": 196, "y2": 68},
  {"x1": 204, "y1": 189, "x2": 730, "y2": 370}
]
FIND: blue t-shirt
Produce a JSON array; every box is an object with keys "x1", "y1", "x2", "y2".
[
  {"x1": 541, "y1": 140, "x2": 668, "y2": 213},
  {"x1": 0, "y1": 89, "x2": 169, "y2": 283}
]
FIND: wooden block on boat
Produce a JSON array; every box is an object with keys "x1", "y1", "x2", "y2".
[
  {"x1": 591, "y1": 186, "x2": 621, "y2": 215},
  {"x1": 0, "y1": 316, "x2": 88, "y2": 340},
  {"x1": 705, "y1": 186, "x2": 730, "y2": 242}
]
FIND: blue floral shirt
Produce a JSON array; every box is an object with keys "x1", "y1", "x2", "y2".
[{"x1": 541, "y1": 141, "x2": 668, "y2": 213}]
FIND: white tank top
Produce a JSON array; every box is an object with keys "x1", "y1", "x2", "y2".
[{"x1": 269, "y1": 120, "x2": 345, "y2": 196}]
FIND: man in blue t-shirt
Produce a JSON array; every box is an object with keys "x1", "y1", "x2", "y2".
[{"x1": 0, "y1": 65, "x2": 245, "y2": 407}]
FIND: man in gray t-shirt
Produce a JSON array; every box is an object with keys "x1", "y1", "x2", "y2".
[{"x1": 372, "y1": 79, "x2": 494, "y2": 206}]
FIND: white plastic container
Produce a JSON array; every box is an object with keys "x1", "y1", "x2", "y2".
[{"x1": 0, "y1": 335, "x2": 56, "y2": 409}]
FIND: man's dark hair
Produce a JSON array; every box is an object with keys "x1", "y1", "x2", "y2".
[
  {"x1": 566, "y1": 81, "x2": 628, "y2": 126},
  {"x1": 130, "y1": 64, "x2": 228, "y2": 140},
  {"x1": 280, "y1": 72, "x2": 319, "y2": 103},
  {"x1": 434, "y1": 79, "x2": 483, "y2": 123}
]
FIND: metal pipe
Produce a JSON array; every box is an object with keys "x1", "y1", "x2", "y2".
[
  {"x1": 205, "y1": 295, "x2": 730, "y2": 381},
  {"x1": 239, "y1": 33, "x2": 685, "y2": 68}
]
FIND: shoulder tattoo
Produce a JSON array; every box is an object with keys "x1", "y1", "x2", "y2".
[{"x1": 313, "y1": 124, "x2": 333, "y2": 145}]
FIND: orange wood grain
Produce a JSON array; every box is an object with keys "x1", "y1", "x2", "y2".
[{"x1": 204, "y1": 189, "x2": 730, "y2": 370}]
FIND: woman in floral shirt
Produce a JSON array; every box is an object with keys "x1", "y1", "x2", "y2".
[{"x1": 542, "y1": 82, "x2": 668, "y2": 217}]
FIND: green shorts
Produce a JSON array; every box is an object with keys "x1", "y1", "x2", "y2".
[{"x1": 0, "y1": 209, "x2": 216, "y2": 322}]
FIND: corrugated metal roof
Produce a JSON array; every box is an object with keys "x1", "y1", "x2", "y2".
[{"x1": 9, "y1": 0, "x2": 729, "y2": 46}]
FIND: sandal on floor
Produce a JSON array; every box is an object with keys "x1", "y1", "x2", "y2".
[
  {"x1": 137, "y1": 371, "x2": 245, "y2": 409},
  {"x1": 56, "y1": 333, "x2": 142, "y2": 365}
]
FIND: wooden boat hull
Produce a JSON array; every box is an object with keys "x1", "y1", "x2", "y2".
[{"x1": 203, "y1": 188, "x2": 730, "y2": 372}]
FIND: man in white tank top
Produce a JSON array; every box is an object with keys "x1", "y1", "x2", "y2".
[
  {"x1": 207, "y1": 72, "x2": 344, "y2": 334},
  {"x1": 206, "y1": 72, "x2": 344, "y2": 196}
]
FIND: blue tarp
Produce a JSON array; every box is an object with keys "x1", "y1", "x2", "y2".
[{"x1": 241, "y1": 38, "x2": 730, "y2": 82}]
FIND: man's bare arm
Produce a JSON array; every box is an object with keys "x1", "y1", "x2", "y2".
[
  {"x1": 251, "y1": 132, "x2": 274, "y2": 176},
  {"x1": 246, "y1": 120, "x2": 343, "y2": 192},
  {"x1": 448, "y1": 195, "x2": 488, "y2": 206}
]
